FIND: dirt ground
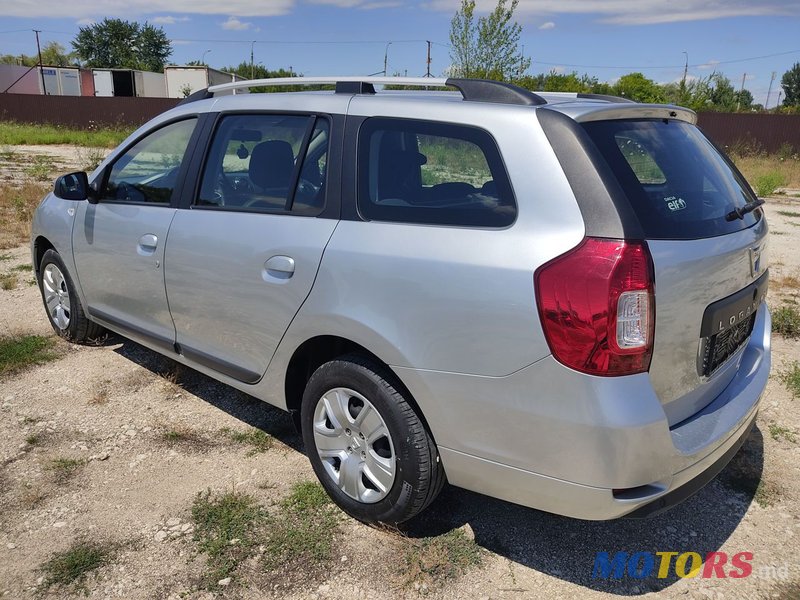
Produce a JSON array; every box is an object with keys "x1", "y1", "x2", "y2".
[{"x1": 1, "y1": 146, "x2": 800, "y2": 599}]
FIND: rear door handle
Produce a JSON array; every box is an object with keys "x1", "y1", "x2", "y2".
[
  {"x1": 137, "y1": 233, "x2": 158, "y2": 256},
  {"x1": 264, "y1": 255, "x2": 295, "y2": 280}
]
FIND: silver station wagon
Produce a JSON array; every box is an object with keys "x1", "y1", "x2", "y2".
[{"x1": 32, "y1": 76, "x2": 770, "y2": 523}]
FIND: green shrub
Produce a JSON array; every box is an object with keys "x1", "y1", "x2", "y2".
[{"x1": 754, "y1": 171, "x2": 788, "y2": 196}]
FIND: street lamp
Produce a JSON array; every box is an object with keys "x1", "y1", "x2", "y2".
[
  {"x1": 201, "y1": 49, "x2": 211, "y2": 65},
  {"x1": 383, "y1": 42, "x2": 392, "y2": 76},
  {"x1": 250, "y1": 41, "x2": 256, "y2": 79},
  {"x1": 681, "y1": 51, "x2": 688, "y2": 89}
]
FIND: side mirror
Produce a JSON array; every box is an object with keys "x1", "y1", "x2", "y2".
[{"x1": 53, "y1": 172, "x2": 91, "y2": 201}]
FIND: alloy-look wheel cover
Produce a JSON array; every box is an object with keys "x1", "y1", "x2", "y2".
[
  {"x1": 42, "y1": 263, "x2": 71, "y2": 331},
  {"x1": 312, "y1": 387, "x2": 396, "y2": 503}
]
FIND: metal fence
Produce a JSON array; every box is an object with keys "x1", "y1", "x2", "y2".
[
  {"x1": 1, "y1": 94, "x2": 799, "y2": 154},
  {"x1": 696, "y1": 112, "x2": 800, "y2": 154},
  {"x1": 0, "y1": 94, "x2": 180, "y2": 128}
]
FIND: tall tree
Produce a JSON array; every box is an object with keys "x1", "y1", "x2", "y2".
[
  {"x1": 613, "y1": 72, "x2": 665, "y2": 103},
  {"x1": 448, "y1": 0, "x2": 530, "y2": 81},
  {"x1": 0, "y1": 42, "x2": 75, "y2": 67},
  {"x1": 782, "y1": 62, "x2": 800, "y2": 106},
  {"x1": 72, "y1": 18, "x2": 172, "y2": 72}
]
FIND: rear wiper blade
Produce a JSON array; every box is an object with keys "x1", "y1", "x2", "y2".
[{"x1": 725, "y1": 198, "x2": 765, "y2": 221}]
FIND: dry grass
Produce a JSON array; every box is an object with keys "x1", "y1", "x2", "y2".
[
  {"x1": 733, "y1": 155, "x2": 800, "y2": 191},
  {"x1": 401, "y1": 528, "x2": 483, "y2": 589},
  {"x1": 0, "y1": 181, "x2": 48, "y2": 249}
]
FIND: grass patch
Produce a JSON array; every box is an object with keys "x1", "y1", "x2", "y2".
[
  {"x1": 0, "y1": 253, "x2": 13, "y2": 261},
  {"x1": 0, "y1": 272, "x2": 16, "y2": 290},
  {"x1": 159, "y1": 424, "x2": 214, "y2": 450},
  {"x1": 772, "y1": 305, "x2": 800, "y2": 338},
  {"x1": 191, "y1": 482, "x2": 339, "y2": 589},
  {"x1": 734, "y1": 154, "x2": 800, "y2": 191},
  {"x1": 0, "y1": 335, "x2": 57, "y2": 377},
  {"x1": 779, "y1": 362, "x2": 800, "y2": 398},
  {"x1": 0, "y1": 181, "x2": 48, "y2": 248},
  {"x1": 25, "y1": 433, "x2": 42, "y2": 446},
  {"x1": 768, "y1": 423, "x2": 797, "y2": 443},
  {"x1": 38, "y1": 538, "x2": 114, "y2": 594},
  {"x1": 773, "y1": 275, "x2": 800, "y2": 290},
  {"x1": 11, "y1": 263, "x2": 32, "y2": 272},
  {"x1": 777, "y1": 210, "x2": 800, "y2": 217},
  {"x1": 229, "y1": 428, "x2": 274, "y2": 455},
  {"x1": 261, "y1": 482, "x2": 339, "y2": 580},
  {"x1": 753, "y1": 171, "x2": 788, "y2": 196},
  {"x1": 402, "y1": 529, "x2": 483, "y2": 588},
  {"x1": 23, "y1": 155, "x2": 55, "y2": 181},
  {"x1": 192, "y1": 490, "x2": 268, "y2": 586},
  {"x1": 47, "y1": 457, "x2": 86, "y2": 483},
  {"x1": 0, "y1": 120, "x2": 133, "y2": 148}
]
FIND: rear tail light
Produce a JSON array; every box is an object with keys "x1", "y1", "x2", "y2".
[{"x1": 534, "y1": 238, "x2": 655, "y2": 376}]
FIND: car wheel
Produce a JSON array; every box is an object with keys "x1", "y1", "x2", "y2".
[
  {"x1": 300, "y1": 353, "x2": 445, "y2": 524},
  {"x1": 38, "y1": 249, "x2": 104, "y2": 343}
]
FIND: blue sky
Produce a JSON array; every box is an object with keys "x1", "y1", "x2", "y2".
[{"x1": 2, "y1": 0, "x2": 799, "y2": 107}]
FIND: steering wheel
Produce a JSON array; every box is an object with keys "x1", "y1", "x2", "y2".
[{"x1": 295, "y1": 178, "x2": 320, "y2": 202}]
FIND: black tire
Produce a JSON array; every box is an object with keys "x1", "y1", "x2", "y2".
[
  {"x1": 38, "y1": 249, "x2": 104, "y2": 343},
  {"x1": 300, "y1": 353, "x2": 445, "y2": 524}
]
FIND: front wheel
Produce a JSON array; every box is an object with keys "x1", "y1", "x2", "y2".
[
  {"x1": 38, "y1": 249, "x2": 104, "y2": 343},
  {"x1": 300, "y1": 354, "x2": 445, "y2": 524}
]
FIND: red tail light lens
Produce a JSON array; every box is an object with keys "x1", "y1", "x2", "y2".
[{"x1": 534, "y1": 238, "x2": 655, "y2": 376}]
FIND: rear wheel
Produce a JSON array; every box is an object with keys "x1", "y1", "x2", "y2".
[
  {"x1": 300, "y1": 354, "x2": 444, "y2": 524},
  {"x1": 38, "y1": 249, "x2": 104, "y2": 343}
]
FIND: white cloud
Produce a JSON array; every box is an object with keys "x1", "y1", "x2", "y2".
[
  {"x1": 426, "y1": 0, "x2": 800, "y2": 26},
  {"x1": 307, "y1": 0, "x2": 402, "y2": 8},
  {"x1": 151, "y1": 15, "x2": 191, "y2": 24},
  {"x1": 1, "y1": 1, "x2": 295, "y2": 18},
  {"x1": 697, "y1": 59, "x2": 720, "y2": 70},
  {"x1": 538, "y1": 21, "x2": 555, "y2": 29},
  {"x1": 221, "y1": 16, "x2": 254, "y2": 30},
  {"x1": 75, "y1": 17, "x2": 94, "y2": 25}
]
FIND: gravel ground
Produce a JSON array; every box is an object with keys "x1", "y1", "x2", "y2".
[{"x1": 0, "y1": 146, "x2": 799, "y2": 599}]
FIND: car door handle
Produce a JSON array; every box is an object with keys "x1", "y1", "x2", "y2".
[
  {"x1": 137, "y1": 233, "x2": 158, "y2": 256},
  {"x1": 264, "y1": 255, "x2": 295, "y2": 280}
]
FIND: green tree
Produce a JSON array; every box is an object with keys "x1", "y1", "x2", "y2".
[
  {"x1": 781, "y1": 62, "x2": 800, "y2": 106},
  {"x1": 0, "y1": 42, "x2": 75, "y2": 67},
  {"x1": 708, "y1": 73, "x2": 737, "y2": 111},
  {"x1": 448, "y1": 0, "x2": 530, "y2": 81},
  {"x1": 735, "y1": 88, "x2": 754, "y2": 110},
  {"x1": 613, "y1": 72, "x2": 665, "y2": 103},
  {"x1": 72, "y1": 18, "x2": 172, "y2": 72},
  {"x1": 223, "y1": 63, "x2": 301, "y2": 92}
]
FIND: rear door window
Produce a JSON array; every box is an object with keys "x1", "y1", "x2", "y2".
[
  {"x1": 583, "y1": 119, "x2": 761, "y2": 239},
  {"x1": 357, "y1": 118, "x2": 516, "y2": 227}
]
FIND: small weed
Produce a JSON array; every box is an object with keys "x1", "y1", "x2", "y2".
[
  {"x1": 0, "y1": 335, "x2": 58, "y2": 377},
  {"x1": 11, "y1": 263, "x2": 32, "y2": 272},
  {"x1": 753, "y1": 171, "x2": 788, "y2": 197},
  {"x1": 402, "y1": 529, "x2": 483, "y2": 588},
  {"x1": 0, "y1": 253, "x2": 13, "y2": 261},
  {"x1": 772, "y1": 305, "x2": 800, "y2": 338},
  {"x1": 779, "y1": 362, "x2": 800, "y2": 398},
  {"x1": 0, "y1": 144, "x2": 15, "y2": 160},
  {"x1": 20, "y1": 483, "x2": 47, "y2": 509},
  {"x1": 229, "y1": 428, "x2": 273, "y2": 455},
  {"x1": 25, "y1": 433, "x2": 42, "y2": 446},
  {"x1": 777, "y1": 210, "x2": 800, "y2": 218},
  {"x1": 192, "y1": 490, "x2": 267, "y2": 586},
  {"x1": 0, "y1": 272, "x2": 16, "y2": 290},
  {"x1": 38, "y1": 538, "x2": 114, "y2": 593},
  {"x1": 22, "y1": 416, "x2": 40, "y2": 424},
  {"x1": 160, "y1": 424, "x2": 214, "y2": 450},
  {"x1": 768, "y1": 423, "x2": 797, "y2": 443},
  {"x1": 89, "y1": 388, "x2": 109, "y2": 405},
  {"x1": 23, "y1": 155, "x2": 55, "y2": 182},
  {"x1": 771, "y1": 230, "x2": 787, "y2": 235},
  {"x1": 262, "y1": 482, "x2": 339, "y2": 579},
  {"x1": 77, "y1": 147, "x2": 107, "y2": 172},
  {"x1": 754, "y1": 480, "x2": 780, "y2": 508},
  {"x1": 47, "y1": 457, "x2": 86, "y2": 483}
]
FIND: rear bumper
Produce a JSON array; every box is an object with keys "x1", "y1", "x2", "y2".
[{"x1": 394, "y1": 303, "x2": 770, "y2": 520}]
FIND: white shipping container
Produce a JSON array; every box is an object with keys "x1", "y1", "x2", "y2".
[
  {"x1": 165, "y1": 66, "x2": 246, "y2": 98},
  {"x1": 40, "y1": 67, "x2": 59, "y2": 95},
  {"x1": 134, "y1": 70, "x2": 167, "y2": 97},
  {"x1": 93, "y1": 70, "x2": 114, "y2": 96},
  {"x1": 57, "y1": 68, "x2": 81, "y2": 96}
]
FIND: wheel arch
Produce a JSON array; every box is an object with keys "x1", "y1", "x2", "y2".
[
  {"x1": 283, "y1": 335, "x2": 437, "y2": 445},
  {"x1": 33, "y1": 236, "x2": 57, "y2": 274}
]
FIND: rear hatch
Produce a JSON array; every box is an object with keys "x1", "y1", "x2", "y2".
[{"x1": 581, "y1": 118, "x2": 768, "y2": 426}]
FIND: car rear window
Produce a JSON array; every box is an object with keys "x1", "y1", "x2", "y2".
[
  {"x1": 582, "y1": 119, "x2": 761, "y2": 239},
  {"x1": 357, "y1": 118, "x2": 516, "y2": 227}
]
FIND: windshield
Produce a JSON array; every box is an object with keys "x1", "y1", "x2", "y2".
[{"x1": 582, "y1": 119, "x2": 761, "y2": 239}]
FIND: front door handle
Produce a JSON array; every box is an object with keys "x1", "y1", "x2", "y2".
[
  {"x1": 264, "y1": 255, "x2": 295, "y2": 280},
  {"x1": 137, "y1": 233, "x2": 158, "y2": 256}
]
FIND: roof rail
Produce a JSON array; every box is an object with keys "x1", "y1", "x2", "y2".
[{"x1": 202, "y1": 76, "x2": 546, "y2": 106}]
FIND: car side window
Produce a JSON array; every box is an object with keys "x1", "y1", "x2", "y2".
[
  {"x1": 102, "y1": 118, "x2": 197, "y2": 205},
  {"x1": 196, "y1": 114, "x2": 329, "y2": 215},
  {"x1": 357, "y1": 118, "x2": 516, "y2": 227}
]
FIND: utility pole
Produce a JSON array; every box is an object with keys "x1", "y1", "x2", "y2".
[
  {"x1": 681, "y1": 51, "x2": 688, "y2": 90},
  {"x1": 383, "y1": 42, "x2": 392, "y2": 76},
  {"x1": 250, "y1": 41, "x2": 256, "y2": 79},
  {"x1": 776, "y1": 91, "x2": 783, "y2": 112},
  {"x1": 765, "y1": 71, "x2": 776, "y2": 110},
  {"x1": 736, "y1": 72, "x2": 746, "y2": 111},
  {"x1": 33, "y1": 29, "x2": 46, "y2": 95},
  {"x1": 425, "y1": 40, "x2": 431, "y2": 77}
]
